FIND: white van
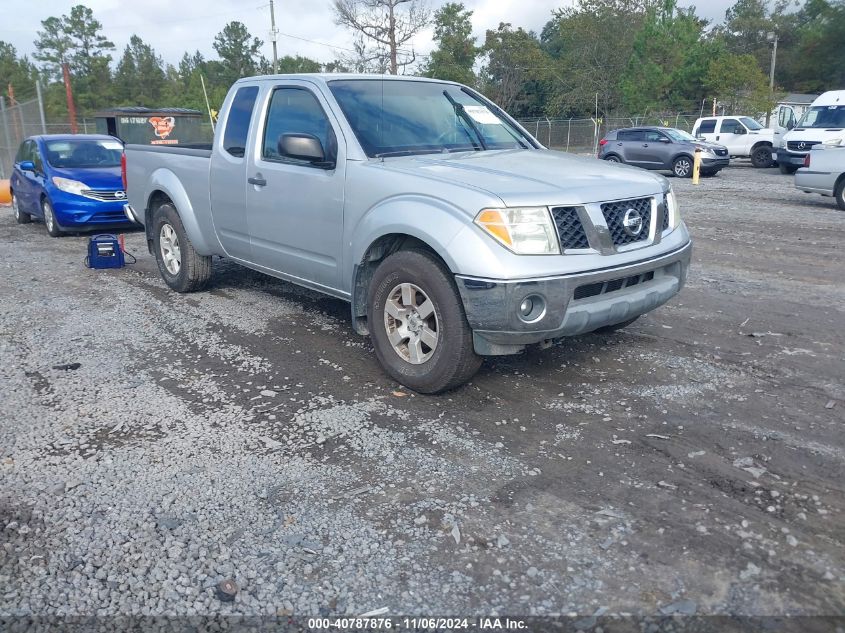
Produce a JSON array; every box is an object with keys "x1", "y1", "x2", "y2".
[{"x1": 776, "y1": 90, "x2": 845, "y2": 174}]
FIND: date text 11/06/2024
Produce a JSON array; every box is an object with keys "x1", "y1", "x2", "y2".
[{"x1": 306, "y1": 617, "x2": 527, "y2": 629}]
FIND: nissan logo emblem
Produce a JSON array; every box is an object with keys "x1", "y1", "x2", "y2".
[
  {"x1": 115, "y1": 191, "x2": 126, "y2": 199},
  {"x1": 622, "y1": 209, "x2": 644, "y2": 237}
]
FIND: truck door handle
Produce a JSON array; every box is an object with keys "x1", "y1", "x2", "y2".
[{"x1": 248, "y1": 176, "x2": 267, "y2": 187}]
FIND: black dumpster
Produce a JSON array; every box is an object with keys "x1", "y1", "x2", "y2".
[{"x1": 93, "y1": 107, "x2": 211, "y2": 146}]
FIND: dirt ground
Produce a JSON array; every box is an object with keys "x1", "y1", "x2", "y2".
[{"x1": 1, "y1": 162, "x2": 843, "y2": 624}]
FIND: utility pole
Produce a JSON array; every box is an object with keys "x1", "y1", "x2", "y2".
[
  {"x1": 270, "y1": 0, "x2": 279, "y2": 74},
  {"x1": 765, "y1": 31, "x2": 778, "y2": 127}
]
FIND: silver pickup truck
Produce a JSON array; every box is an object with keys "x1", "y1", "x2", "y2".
[{"x1": 124, "y1": 74, "x2": 692, "y2": 393}]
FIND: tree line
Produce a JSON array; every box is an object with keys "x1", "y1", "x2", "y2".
[{"x1": 0, "y1": 0, "x2": 843, "y2": 124}]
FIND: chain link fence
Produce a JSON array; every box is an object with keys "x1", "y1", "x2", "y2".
[
  {"x1": 517, "y1": 114, "x2": 702, "y2": 155},
  {"x1": 0, "y1": 96, "x2": 95, "y2": 180}
]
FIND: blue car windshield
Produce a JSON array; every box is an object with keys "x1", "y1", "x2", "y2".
[
  {"x1": 45, "y1": 139, "x2": 123, "y2": 168},
  {"x1": 328, "y1": 79, "x2": 533, "y2": 157}
]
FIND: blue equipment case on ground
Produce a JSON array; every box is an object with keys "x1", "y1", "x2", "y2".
[{"x1": 86, "y1": 234, "x2": 125, "y2": 269}]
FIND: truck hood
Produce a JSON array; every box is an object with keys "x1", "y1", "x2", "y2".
[{"x1": 375, "y1": 149, "x2": 667, "y2": 207}]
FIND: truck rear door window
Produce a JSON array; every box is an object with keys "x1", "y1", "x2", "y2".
[
  {"x1": 697, "y1": 119, "x2": 717, "y2": 134},
  {"x1": 223, "y1": 86, "x2": 259, "y2": 158}
]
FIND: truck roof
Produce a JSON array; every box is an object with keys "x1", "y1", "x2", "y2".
[{"x1": 234, "y1": 73, "x2": 455, "y2": 87}]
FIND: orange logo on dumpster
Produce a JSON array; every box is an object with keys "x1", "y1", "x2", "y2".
[{"x1": 148, "y1": 116, "x2": 176, "y2": 139}]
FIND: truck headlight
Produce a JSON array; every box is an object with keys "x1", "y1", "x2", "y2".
[
  {"x1": 665, "y1": 190, "x2": 681, "y2": 231},
  {"x1": 474, "y1": 207, "x2": 560, "y2": 254},
  {"x1": 52, "y1": 177, "x2": 88, "y2": 196}
]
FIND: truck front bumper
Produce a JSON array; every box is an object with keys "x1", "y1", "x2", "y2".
[{"x1": 456, "y1": 241, "x2": 692, "y2": 355}]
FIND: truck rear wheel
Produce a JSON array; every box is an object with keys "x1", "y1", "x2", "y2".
[
  {"x1": 836, "y1": 180, "x2": 845, "y2": 211},
  {"x1": 367, "y1": 249, "x2": 481, "y2": 394},
  {"x1": 152, "y1": 202, "x2": 212, "y2": 293}
]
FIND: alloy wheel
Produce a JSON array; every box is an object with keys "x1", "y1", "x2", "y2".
[
  {"x1": 674, "y1": 158, "x2": 692, "y2": 177},
  {"x1": 383, "y1": 282, "x2": 439, "y2": 364},
  {"x1": 159, "y1": 223, "x2": 182, "y2": 275}
]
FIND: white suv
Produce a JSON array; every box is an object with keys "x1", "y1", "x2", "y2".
[{"x1": 691, "y1": 116, "x2": 776, "y2": 168}]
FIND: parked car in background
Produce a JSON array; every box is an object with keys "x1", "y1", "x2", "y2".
[
  {"x1": 794, "y1": 140, "x2": 845, "y2": 210},
  {"x1": 691, "y1": 116, "x2": 775, "y2": 167},
  {"x1": 10, "y1": 134, "x2": 133, "y2": 237},
  {"x1": 777, "y1": 90, "x2": 845, "y2": 174},
  {"x1": 599, "y1": 127, "x2": 729, "y2": 178},
  {"x1": 125, "y1": 74, "x2": 691, "y2": 393}
]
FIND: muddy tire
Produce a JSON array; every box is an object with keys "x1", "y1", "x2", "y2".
[
  {"x1": 152, "y1": 202, "x2": 212, "y2": 293},
  {"x1": 836, "y1": 180, "x2": 845, "y2": 211},
  {"x1": 367, "y1": 249, "x2": 481, "y2": 394}
]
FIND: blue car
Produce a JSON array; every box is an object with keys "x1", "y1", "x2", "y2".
[{"x1": 10, "y1": 134, "x2": 134, "y2": 237}]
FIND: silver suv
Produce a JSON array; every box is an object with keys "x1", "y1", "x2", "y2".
[{"x1": 599, "y1": 127, "x2": 730, "y2": 178}]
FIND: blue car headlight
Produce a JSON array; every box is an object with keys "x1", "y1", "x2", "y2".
[{"x1": 52, "y1": 177, "x2": 88, "y2": 196}]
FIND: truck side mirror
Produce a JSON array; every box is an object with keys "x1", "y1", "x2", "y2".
[{"x1": 278, "y1": 133, "x2": 325, "y2": 163}]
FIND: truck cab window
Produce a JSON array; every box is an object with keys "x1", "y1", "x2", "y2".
[
  {"x1": 697, "y1": 119, "x2": 716, "y2": 134},
  {"x1": 262, "y1": 88, "x2": 336, "y2": 165},
  {"x1": 223, "y1": 86, "x2": 259, "y2": 158}
]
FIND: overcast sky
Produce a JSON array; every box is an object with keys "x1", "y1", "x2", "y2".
[{"x1": 0, "y1": 0, "x2": 737, "y2": 69}]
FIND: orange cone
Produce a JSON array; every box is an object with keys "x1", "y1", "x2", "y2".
[{"x1": 0, "y1": 180, "x2": 10, "y2": 205}]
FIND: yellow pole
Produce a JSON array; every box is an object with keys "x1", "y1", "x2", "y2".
[{"x1": 692, "y1": 148, "x2": 702, "y2": 185}]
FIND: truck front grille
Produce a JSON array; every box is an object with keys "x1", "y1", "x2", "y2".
[
  {"x1": 81, "y1": 189, "x2": 126, "y2": 202},
  {"x1": 573, "y1": 271, "x2": 655, "y2": 301},
  {"x1": 601, "y1": 197, "x2": 652, "y2": 246},
  {"x1": 550, "y1": 206, "x2": 590, "y2": 250},
  {"x1": 787, "y1": 141, "x2": 820, "y2": 152}
]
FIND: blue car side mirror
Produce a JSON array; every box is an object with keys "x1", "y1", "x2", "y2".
[{"x1": 19, "y1": 160, "x2": 35, "y2": 172}]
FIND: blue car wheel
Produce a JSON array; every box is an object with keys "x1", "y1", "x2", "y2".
[
  {"x1": 12, "y1": 192, "x2": 32, "y2": 225},
  {"x1": 42, "y1": 198, "x2": 63, "y2": 237}
]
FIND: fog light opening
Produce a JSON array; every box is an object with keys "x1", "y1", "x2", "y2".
[{"x1": 518, "y1": 294, "x2": 546, "y2": 323}]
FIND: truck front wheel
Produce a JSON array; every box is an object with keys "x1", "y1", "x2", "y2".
[
  {"x1": 152, "y1": 202, "x2": 212, "y2": 292},
  {"x1": 751, "y1": 145, "x2": 773, "y2": 168},
  {"x1": 367, "y1": 249, "x2": 481, "y2": 394}
]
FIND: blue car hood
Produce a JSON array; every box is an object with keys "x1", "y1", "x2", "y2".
[{"x1": 49, "y1": 165, "x2": 122, "y2": 190}]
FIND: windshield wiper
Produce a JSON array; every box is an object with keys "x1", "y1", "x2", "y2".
[
  {"x1": 460, "y1": 87, "x2": 530, "y2": 149},
  {"x1": 443, "y1": 91, "x2": 488, "y2": 151}
]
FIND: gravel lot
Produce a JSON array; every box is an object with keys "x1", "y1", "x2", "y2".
[{"x1": 1, "y1": 163, "x2": 843, "y2": 621}]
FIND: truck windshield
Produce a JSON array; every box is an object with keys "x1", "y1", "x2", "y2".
[
  {"x1": 796, "y1": 105, "x2": 845, "y2": 129},
  {"x1": 328, "y1": 79, "x2": 533, "y2": 157},
  {"x1": 740, "y1": 117, "x2": 764, "y2": 130},
  {"x1": 45, "y1": 139, "x2": 123, "y2": 168}
]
